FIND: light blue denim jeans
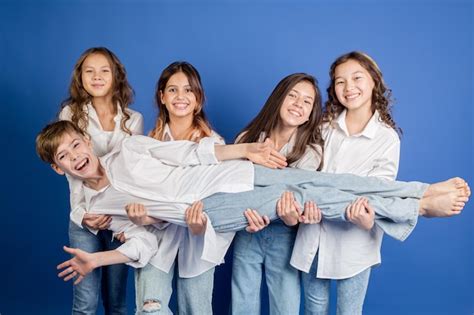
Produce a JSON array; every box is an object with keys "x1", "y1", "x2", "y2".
[
  {"x1": 301, "y1": 255, "x2": 371, "y2": 315},
  {"x1": 231, "y1": 221, "x2": 300, "y2": 315},
  {"x1": 68, "y1": 221, "x2": 128, "y2": 315},
  {"x1": 134, "y1": 262, "x2": 214, "y2": 314},
  {"x1": 203, "y1": 165, "x2": 427, "y2": 240}
]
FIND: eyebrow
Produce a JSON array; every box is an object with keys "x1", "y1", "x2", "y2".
[
  {"x1": 166, "y1": 84, "x2": 192, "y2": 88},
  {"x1": 291, "y1": 89, "x2": 314, "y2": 100},
  {"x1": 55, "y1": 138, "x2": 80, "y2": 158}
]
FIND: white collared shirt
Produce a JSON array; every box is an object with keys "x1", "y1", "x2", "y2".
[
  {"x1": 291, "y1": 110, "x2": 400, "y2": 279},
  {"x1": 59, "y1": 103, "x2": 144, "y2": 230},
  {"x1": 85, "y1": 135, "x2": 254, "y2": 275}
]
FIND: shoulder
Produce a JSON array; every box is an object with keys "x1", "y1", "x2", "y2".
[
  {"x1": 58, "y1": 104, "x2": 73, "y2": 121},
  {"x1": 375, "y1": 121, "x2": 400, "y2": 145},
  {"x1": 124, "y1": 108, "x2": 144, "y2": 120}
]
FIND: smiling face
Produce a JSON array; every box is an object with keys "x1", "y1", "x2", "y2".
[
  {"x1": 278, "y1": 80, "x2": 316, "y2": 129},
  {"x1": 81, "y1": 53, "x2": 114, "y2": 100},
  {"x1": 51, "y1": 132, "x2": 100, "y2": 181},
  {"x1": 334, "y1": 59, "x2": 375, "y2": 114},
  {"x1": 160, "y1": 72, "x2": 198, "y2": 120}
]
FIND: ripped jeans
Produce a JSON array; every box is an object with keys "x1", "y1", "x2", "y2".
[{"x1": 134, "y1": 262, "x2": 214, "y2": 314}]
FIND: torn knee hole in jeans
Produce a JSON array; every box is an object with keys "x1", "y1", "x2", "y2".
[{"x1": 143, "y1": 299, "x2": 161, "y2": 312}]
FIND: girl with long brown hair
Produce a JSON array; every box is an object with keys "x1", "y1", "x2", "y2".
[
  {"x1": 231, "y1": 73, "x2": 325, "y2": 314},
  {"x1": 129, "y1": 61, "x2": 223, "y2": 315}
]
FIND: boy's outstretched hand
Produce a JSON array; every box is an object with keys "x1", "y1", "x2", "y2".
[{"x1": 57, "y1": 246, "x2": 96, "y2": 285}]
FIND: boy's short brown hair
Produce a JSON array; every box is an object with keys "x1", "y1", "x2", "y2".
[{"x1": 36, "y1": 120, "x2": 87, "y2": 164}]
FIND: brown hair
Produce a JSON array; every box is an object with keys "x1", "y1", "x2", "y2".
[
  {"x1": 36, "y1": 120, "x2": 87, "y2": 164},
  {"x1": 325, "y1": 51, "x2": 401, "y2": 135},
  {"x1": 60, "y1": 47, "x2": 134, "y2": 134},
  {"x1": 237, "y1": 73, "x2": 324, "y2": 169},
  {"x1": 149, "y1": 61, "x2": 212, "y2": 141}
]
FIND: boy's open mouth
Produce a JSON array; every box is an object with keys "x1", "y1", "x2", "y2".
[{"x1": 75, "y1": 158, "x2": 89, "y2": 171}]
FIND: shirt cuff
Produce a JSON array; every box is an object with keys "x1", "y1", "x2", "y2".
[
  {"x1": 197, "y1": 137, "x2": 219, "y2": 165},
  {"x1": 116, "y1": 230, "x2": 158, "y2": 268}
]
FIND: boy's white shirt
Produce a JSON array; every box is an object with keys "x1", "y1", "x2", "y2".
[
  {"x1": 84, "y1": 135, "x2": 254, "y2": 274},
  {"x1": 59, "y1": 103, "x2": 144, "y2": 232},
  {"x1": 290, "y1": 110, "x2": 400, "y2": 279}
]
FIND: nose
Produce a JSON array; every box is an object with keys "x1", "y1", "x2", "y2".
[
  {"x1": 294, "y1": 97, "x2": 303, "y2": 108},
  {"x1": 69, "y1": 151, "x2": 78, "y2": 161},
  {"x1": 176, "y1": 89, "x2": 185, "y2": 99}
]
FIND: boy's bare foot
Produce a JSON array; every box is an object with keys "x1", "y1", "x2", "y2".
[
  {"x1": 423, "y1": 177, "x2": 470, "y2": 198},
  {"x1": 419, "y1": 191, "x2": 469, "y2": 217}
]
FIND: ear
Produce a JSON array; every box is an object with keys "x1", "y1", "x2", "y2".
[
  {"x1": 160, "y1": 90, "x2": 165, "y2": 105},
  {"x1": 51, "y1": 163, "x2": 65, "y2": 176}
]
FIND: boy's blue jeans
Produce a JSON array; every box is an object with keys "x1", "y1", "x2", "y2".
[
  {"x1": 204, "y1": 165, "x2": 427, "y2": 240},
  {"x1": 68, "y1": 221, "x2": 128, "y2": 315},
  {"x1": 231, "y1": 222, "x2": 300, "y2": 315},
  {"x1": 134, "y1": 262, "x2": 214, "y2": 315}
]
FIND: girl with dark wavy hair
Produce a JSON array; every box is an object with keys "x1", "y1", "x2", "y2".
[
  {"x1": 58, "y1": 47, "x2": 143, "y2": 315},
  {"x1": 293, "y1": 51, "x2": 401, "y2": 315}
]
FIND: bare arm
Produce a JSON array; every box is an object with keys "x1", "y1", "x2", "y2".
[
  {"x1": 57, "y1": 246, "x2": 131, "y2": 285},
  {"x1": 215, "y1": 138, "x2": 287, "y2": 169}
]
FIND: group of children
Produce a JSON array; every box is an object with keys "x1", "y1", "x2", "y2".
[{"x1": 36, "y1": 47, "x2": 470, "y2": 315}]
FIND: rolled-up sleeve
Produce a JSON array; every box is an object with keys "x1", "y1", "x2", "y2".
[{"x1": 111, "y1": 219, "x2": 159, "y2": 268}]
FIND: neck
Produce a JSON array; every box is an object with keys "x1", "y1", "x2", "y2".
[
  {"x1": 345, "y1": 107, "x2": 373, "y2": 136},
  {"x1": 92, "y1": 96, "x2": 116, "y2": 116},
  {"x1": 83, "y1": 165, "x2": 110, "y2": 191},
  {"x1": 168, "y1": 115, "x2": 194, "y2": 140},
  {"x1": 270, "y1": 124, "x2": 297, "y2": 151}
]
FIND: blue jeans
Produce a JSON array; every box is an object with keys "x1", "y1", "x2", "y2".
[
  {"x1": 68, "y1": 221, "x2": 128, "y2": 315},
  {"x1": 231, "y1": 222, "x2": 300, "y2": 315},
  {"x1": 203, "y1": 165, "x2": 427, "y2": 240},
  {"x1": 135, "y1": 262, "x2": 214, "y2": 314},
  {"x1": 302, "y1": 256, "x2": 371, "y2": 315}
]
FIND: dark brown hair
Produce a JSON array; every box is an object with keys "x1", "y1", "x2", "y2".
[
  {"x1": 325, "y1": 51, "x2": 401, "y2": 135},
  {"x1": 60, "y1": 47, "x2": 134, "y2": 134},
  {"x1": 149, "y1": 61, "x2": 213, "y2": 141},
  {"x1": 237, "y1": 73, "x2": 324, "y2": 169}
]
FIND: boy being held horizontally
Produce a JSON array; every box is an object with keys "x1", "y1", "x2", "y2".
[{"x1": 36, "y1": 120, "x2": 470, "y2": 283}]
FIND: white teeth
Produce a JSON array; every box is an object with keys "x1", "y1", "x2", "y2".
[
  {"x1": 345, "y1": 94, "x2": 359, "y2": 100},
  {"x1": 288, "y1": 110, "x2": 302, "y2": 117},
  {"x1": 76, "y1": 159, "x2": 88, "y2": 171}
]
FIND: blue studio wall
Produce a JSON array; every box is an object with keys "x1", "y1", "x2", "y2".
[{"x1": 0, "y1": 0, "x2": 472, "y2": 314}]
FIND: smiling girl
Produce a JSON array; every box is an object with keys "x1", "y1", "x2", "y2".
[
  {"x1": 292, "y1": 51, "x2": 404, "y2": 315},
  {"x1": 59, "y1": 47, "x2": 143, "y2": 315},
  {"x1": 130, "y1": 61, "x2": 225, "y2": 315},
  {"x1": 231, "y1": 73, "x2": 325, "y2": 315}
]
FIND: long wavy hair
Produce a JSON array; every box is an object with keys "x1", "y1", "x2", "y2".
[
  {"x1": 324, "y1": 51, "x2": 401, "y2": 135},
  {"x1": 60, "y1": 47, "x2": 134, "y2": 134},
  {"x1": 149, "y1": 61, "x2": 212, "y2": 141},
  {"x1": 237, "y1": 73, "x2": 324, "y2": 169}
]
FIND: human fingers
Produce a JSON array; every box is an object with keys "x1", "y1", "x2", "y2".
[
  {"x1": 58, "y1": 264, "x2": 75, "y2": 278},
  {"x1": 73, "y1": 275, "x2": 84, "y2": 285},
  {"x1": 63, "y1": 270, "x2": 78, "y2": 282},
  {"x1": 276, "y1": 198, "x2": 283, "y2": 217}
]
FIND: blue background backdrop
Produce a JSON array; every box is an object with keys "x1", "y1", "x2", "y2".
[{"x1": 0, "y1": 0, "x2": 472, "y2": 314}]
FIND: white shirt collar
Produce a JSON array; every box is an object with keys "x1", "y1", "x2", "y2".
[{"x1": 334, "y1": 109, "x2": 380, "y2": 139}]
